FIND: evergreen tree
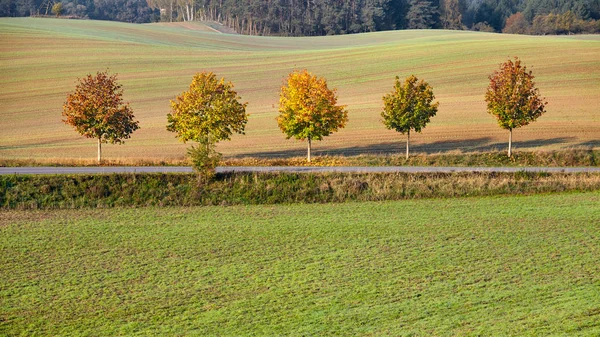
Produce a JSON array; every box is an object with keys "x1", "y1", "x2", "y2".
[{"x1": 406, "y1": 0, "x2": 438, "y2": 29}]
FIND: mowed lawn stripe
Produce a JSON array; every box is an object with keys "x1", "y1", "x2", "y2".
[{"x1": 1, "y1": 192, "x2": 599, "y2": 335}]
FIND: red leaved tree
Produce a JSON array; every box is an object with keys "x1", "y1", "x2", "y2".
[
  {"x1": 485, "y1": 57, "x2": 547, "y2": 157},
  {"x1": 62, "y1": 71, "x2": 140, "y2": 163}
]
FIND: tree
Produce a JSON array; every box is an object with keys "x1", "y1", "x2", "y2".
[
  {"x1": 167, "y1": 71, "x2": 248, "y2": 176},
  {"x1": 62, "y1": 71, "x2": 139, "y2": 163},
  {"x1": 52, "y1": 2, "x2": 63, "y2": 16},
  {"x1": 471, "y1": 21, "x2": 496, "y2": 32},
  {"x1": 440, "y1": 0, "x2": 463, "y2": 30},
  {"x1": 406, "y1": 0, "x2": 438, "y2": 29},
  {"x1": 277, "y1": 70, "x2": 348, "y2": 162},
  {"x1": 485, "y1": 57, "x2": 547, "y2": 157},
  {"x1": 503, "y1": 12, "x2": 530, "y2": 34},
  {"x1": 381, "y1": 75, "x2": 439, "y2": 159}
]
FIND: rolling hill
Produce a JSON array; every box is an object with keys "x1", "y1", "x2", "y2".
[{"x1": 1, "y1": 17, "x2": 598, "y2": 161}]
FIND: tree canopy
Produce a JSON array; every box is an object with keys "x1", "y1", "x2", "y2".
[
  {"x1": 62, "y1": 70, "x2": 139, "y2": 162},
  {"x1": 277, "y1": 70, "x2": 348, "y2": 162},
  {"x1": 485, "y1": 57, "x2": 547, "y2": 157},
  {"x1": 167, "y1": 71, "x2": 248, "y2": 145},
  {"x1": 381, "y1": 75, "x2": 438, "y2": 158},
  {"x1": 167, "y1": 71, "x2": 247, "y2": 177}
]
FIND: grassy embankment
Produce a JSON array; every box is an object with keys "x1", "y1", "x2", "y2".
[
  {"x1": 2, "y1": 171, "x2": 600, "y2": 209},
  {"x1": 1, "y1": 192, "x2": 599, "y2": 335},
  {"x1": 0, "y1": 18, "x2": 599, "y2": 161}
]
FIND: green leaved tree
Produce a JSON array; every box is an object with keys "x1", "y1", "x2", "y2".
[
  {"x1": 277, "y1": 70, "x2": 348, "y2": 162},
  {"x1": 62, "y1": 70, "x2": 139, "y2": 163},
  {"x1": 167, "y1": 71, "x2": 248, "y2": 177},
  {"x1": 381, "y1": 75, "x2": 439, "y2": 159},
  {"x1": 485, "y1": 57, "x2": 547, "y2": 157}
]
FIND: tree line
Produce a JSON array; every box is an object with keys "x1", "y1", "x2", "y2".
[
  {"x1": 1, "y1": 0, "x2": 158, "y2": 23},
  {"x1": 62, "y1": 57, "x2": 546, "y2": 178},
  {"x1": 2, "y1": 0, "x2": 599, "y2": 35}
]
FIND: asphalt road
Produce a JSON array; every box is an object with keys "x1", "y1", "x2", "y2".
[{"x1": 1, "y1": 166, "x2": 599, "y2": 175}]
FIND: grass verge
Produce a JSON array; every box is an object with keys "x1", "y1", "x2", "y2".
[
  {"x1": 223, "y1": 148, "x2": 600, "y2": 167},
  {"x1": 1, "y1": 192, "x2": 599, "y2": 335},
  {"x1": 1, "y1": 171, "x2": 600, "y2": 209},
  {"x1": 1, "y1": 149, "x2": 598, "y2": 168}
]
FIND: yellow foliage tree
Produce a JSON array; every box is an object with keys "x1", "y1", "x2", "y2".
[
  {"x1": 167, "y1": 72, "x2": 247, "y2": 176},
  {"x1": 277, "y1": 70, "x2": 348, "y2": 162}
]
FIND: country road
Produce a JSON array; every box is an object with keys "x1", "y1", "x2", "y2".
[{"x1": 1, "y1": 166, "x2": 599, "y2": 175}]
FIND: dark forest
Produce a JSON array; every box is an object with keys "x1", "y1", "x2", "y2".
[{"x1": 2, "y1": 0, "x2": 599, "y2": 35}]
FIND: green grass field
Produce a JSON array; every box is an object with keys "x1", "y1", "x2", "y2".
[
  {"x1": 1, "y1": 18, "x2": 599, "y2": 161},
  {"x1": 1, "y1": 192, "x2": 599, "y2": 336}
]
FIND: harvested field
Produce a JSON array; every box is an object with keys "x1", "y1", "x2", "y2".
[{"x1": 1, "y1": 18, "x2": 598, "y2": 161}]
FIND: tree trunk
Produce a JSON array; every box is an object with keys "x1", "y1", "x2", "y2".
[
  {"x1": 406, "y1": 130, "x2": 410, "y2": 160},
  {"x1": 307, "y1": 137, "x2": 312, "y2": 162},
  {"x1": 97, "y1": 138, "x2": 102, "y2": 163},
  {"x1": 508, "y1": 128, "x2": 512, "y2": 157}
]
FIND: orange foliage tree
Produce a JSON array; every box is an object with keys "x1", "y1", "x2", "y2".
[
  {"x1": 485, "y1": 57, "x2": 547, "y2": 157},
  {"x1": 62, "y1": 71, "x2": 139, "y2": 163},
  {"x1": 503, "y1": 12, "x2": 530, "y2": 34},
  {"x1": 277, "y1": 70, "x2": 348, "y2": 162}
]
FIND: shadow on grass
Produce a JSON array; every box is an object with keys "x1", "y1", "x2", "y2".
[
  {"x1": 576, "y1": 140, "x2": 600, "y2": 148},
  {"x1": 470, "y1": 137, "x2": 576, "y2": 153},
  {"x1": 234, "y1": 137, "x2": 575, "y2": 158}
]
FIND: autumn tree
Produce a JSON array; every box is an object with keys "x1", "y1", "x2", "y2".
[
  {"x1": 62, "y1": 71, "x2": 139, "y2": 163},
  {"x1": 167, "y1": 71, "x2": 248, "y2": 176},
  {"x1": 485, "y1": 57, "x2": 547, "y2": 157},
  {"x1": 440, "y1": 0, "x2": 463, "y2": 30},
  {"x1": 503, "y1": 12, "x2": 530, "y2": 34},
  {"x1": 381, "y1": 75, "x2": 439, "y2": 159},
  {"x1": 277, "y1": 70, "x2": 348, "y2": 162},
  {"x1": 52, "y1": 2, "x2": 63, "y2": 17}
]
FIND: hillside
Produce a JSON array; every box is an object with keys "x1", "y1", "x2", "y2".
[{"x1": 0, "y1": 17, "x2": 598, "y2": 161}]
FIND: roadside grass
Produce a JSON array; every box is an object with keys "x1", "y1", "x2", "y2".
[
  {"x1": 2, "y1": 171, "x2": 600, "y2": 209},
  {"x1": 1, "y1": 149, "x2": 597, "y2": 168},
  {"x1": 1, "y1": 192, "x2": 599, "y2": 335},
  {"x1": 223, "y1": 148, "x2": 600, "y2": 167},
  {"x1": 0, "y1": 18, "x2": 599, "y2": 161}
]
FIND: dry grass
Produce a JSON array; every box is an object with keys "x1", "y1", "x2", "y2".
[
  {"x1": 3, "y1": 149, "x2": 596, "y2": 167},
  {"x1": 0, "y1": 157, "x2": 188, "y2": 167}
]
